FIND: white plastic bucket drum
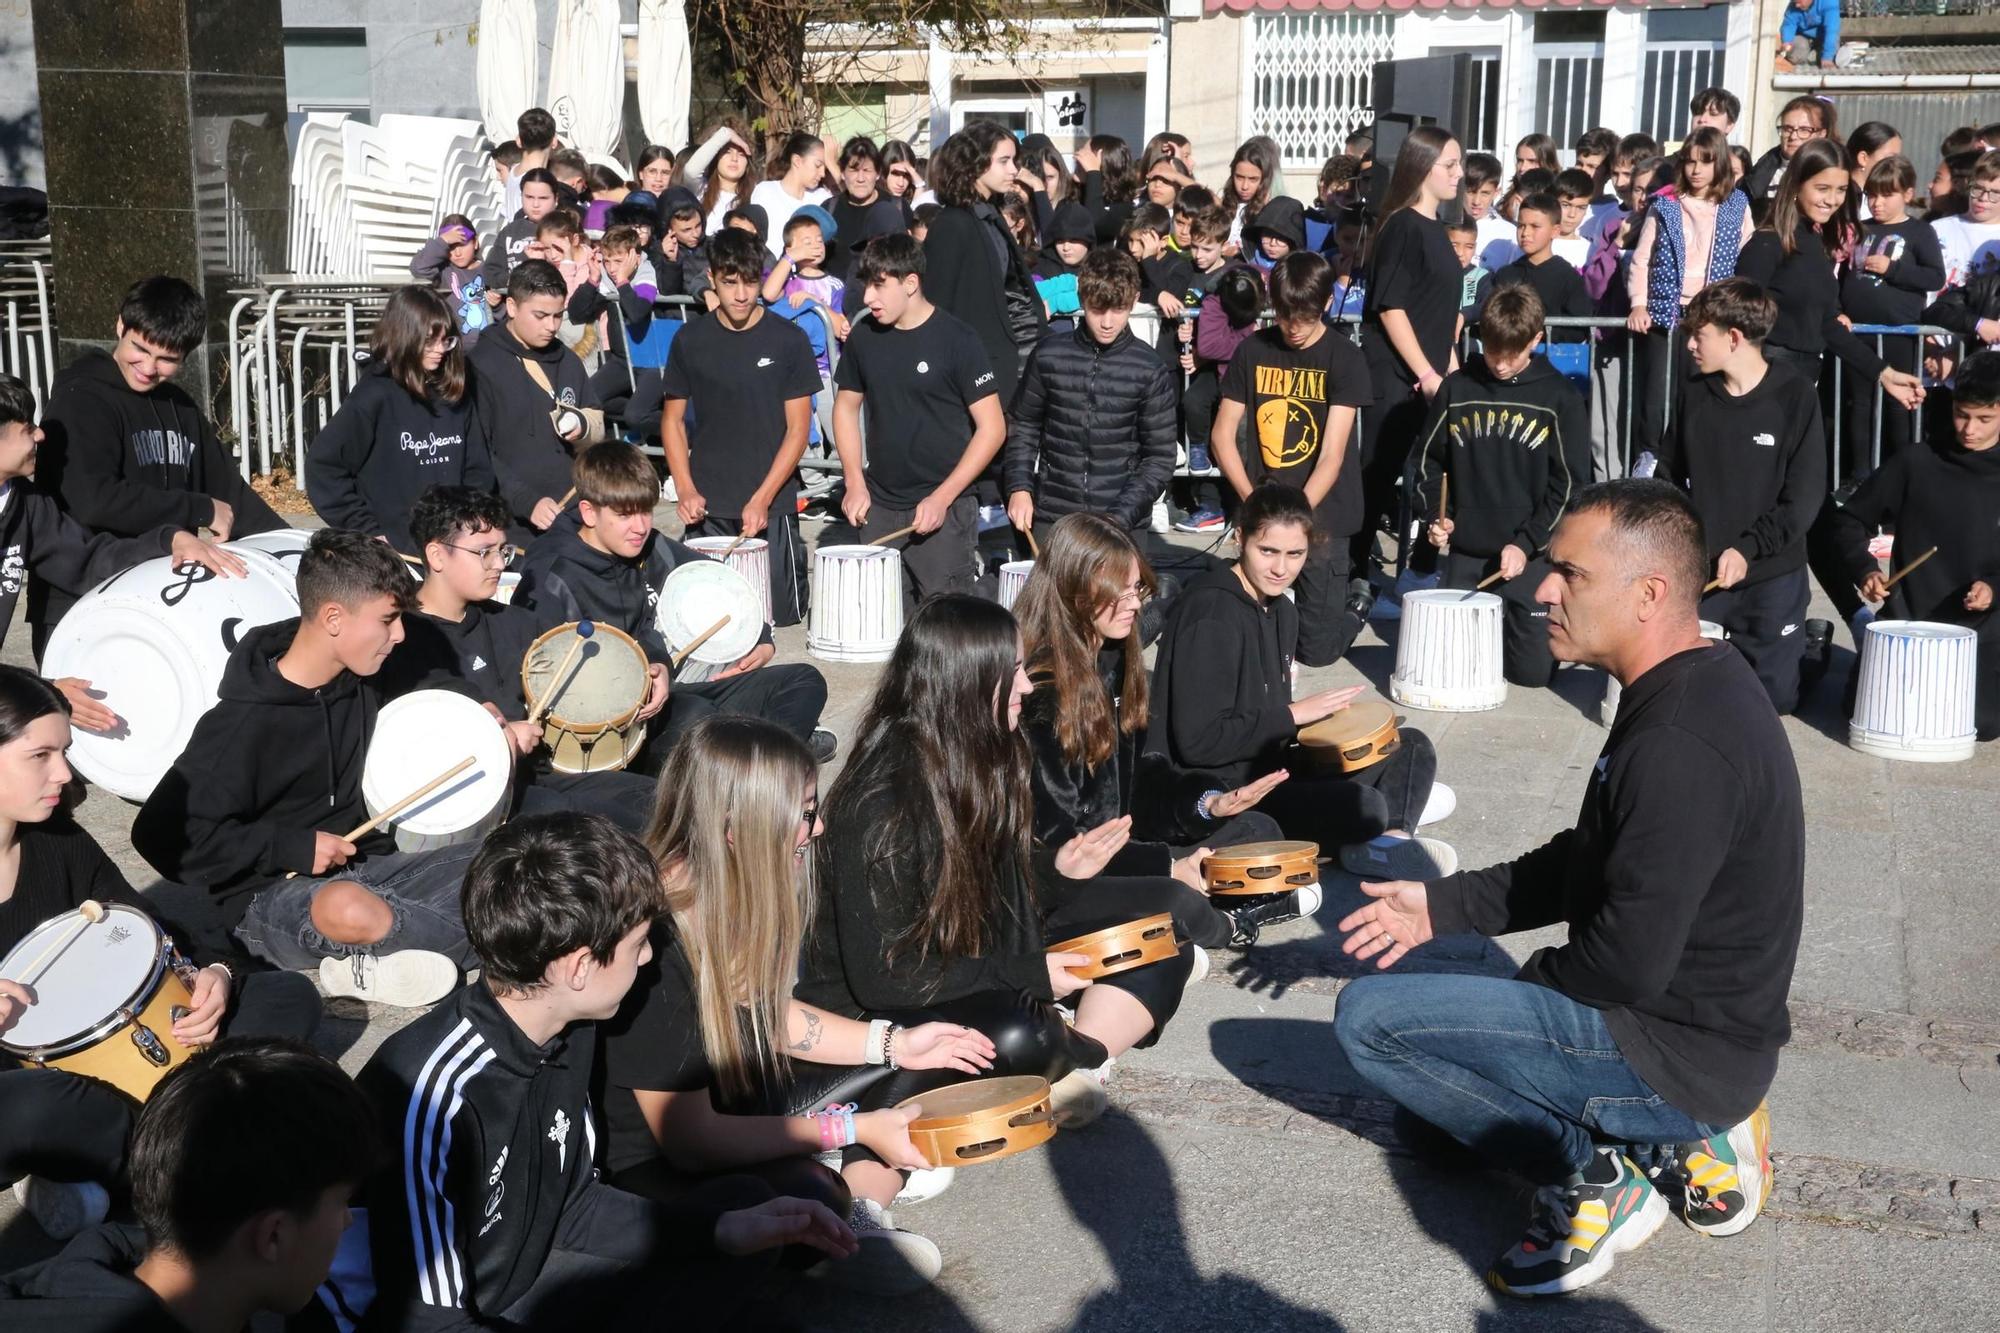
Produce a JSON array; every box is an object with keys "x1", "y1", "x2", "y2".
[
  {"x1": 999, "y1": 560, "x2": 1034, "y2": 611},
  {"x1": 227, "y1": 528, "x2": 313, "y2": 562},
  {"x1": 684, "y1": 536, "x2": 772, "y2": 627},
  {"x1": 1849, "y1": 620, "x2": 1978, "y2": 763},
  {"x1": 1391, "y1": 589, "x2": 1508, "y2": 712},
  {"x1": 43, "y1": 537, "x2": 308, "y2": 801},
  {"x1": 494, "y1": 572, "x2": 522, "y2": 605},
  {"x1": 1602, "y1": 621, "x2": 1725, "y2": 728},
  {"x1": 808, "y1": 546, "x2": 903, "y2": 663},
  {"x1": 657, "y1": 559, "x2": 765, "y2": 684},
  {"x1": 363, "y1": 690, "x2": 514, "y2": 852}
]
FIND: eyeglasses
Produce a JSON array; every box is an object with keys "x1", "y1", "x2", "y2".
[
  {"x1": 445, "y1": 542, "x2": 521, "y2": 568},
  {"x1": 426, "y1": 333, "x2": 460, "y2": 351},
  {"x1": 1968, "y1": 187, "x2": 2000, "y2": 203},
  {"x1": 1778, "y1": 123, "x2": 1819, "y2": 140}
]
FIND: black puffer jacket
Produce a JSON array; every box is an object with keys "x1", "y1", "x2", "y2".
[
  {"x1": 1023, "y1": 649, "x2": 1252, "y2": 877},
  {"x1": 1002, "y1": 324, "x2": 1177, "y2": 529}
]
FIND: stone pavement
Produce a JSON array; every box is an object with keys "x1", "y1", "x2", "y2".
[{"x1": 3, "y1": 520, "x2": 1997, "y2": 1330}]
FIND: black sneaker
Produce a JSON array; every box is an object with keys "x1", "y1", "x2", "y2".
[
  {"x1": 1223, "y1": 884, "x2": 1324, "y2": 945},
  {"x1": 1798, "y1": 619, "x2": 1834, "y2": 693},
  {"x1": 1345, "y1": 577, "x2": 1378, "y2": 621},
  {"x1": 809, "y1": 728, "x2": 838, "y2": 763}
]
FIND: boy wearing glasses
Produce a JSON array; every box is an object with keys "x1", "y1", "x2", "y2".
[{"x1": 1929, "y1": 151, "x2": 2000, "y2": 294}]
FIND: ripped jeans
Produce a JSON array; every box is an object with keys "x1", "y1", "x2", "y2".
[{"x1": 232, "y1": 844, "x2": 483, "y2": 972}]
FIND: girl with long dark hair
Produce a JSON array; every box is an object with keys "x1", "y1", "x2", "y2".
[
  {"x1": 1845, "y1": 121, "x2": 1902, "y2": 220},
  {"x1": 1224, "y1": 135, "x2": 1283, "y2": 255},
  {"x1": 825, "y1": 136, "x2": 908, "y2": 283},
  {"x1": 0, "y1": 667, "x2": 320, "y2": 1240},
  {"x1": 749, "y1": 130, "x2": 833, "y2": 257},
  {"x1": 681, "y1": 119, "x2": 756, "y2": 233},
  {"x1": 304, "y1": 285, "x2": 495, "y2": 554},
  {"x1": 1076, "y1": 133, "x2": 1139, "y2": 243},
  {"x1": 922, "y1": 122, "x2": 1046, "y2": 405},
  {"x1": 800, "y1": 596, "x2": 1195, "y2": 1131}
]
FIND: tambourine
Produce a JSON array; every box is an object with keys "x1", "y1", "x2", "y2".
[
  {"x1": 1294, "y1": 697, "x2": 1402, "y2": 774},
  {"x1": 897, "y1": 1076, "x2": 1058, "y2": 1167},
  {"x1": 1202, "y1": 840, "x2": 1322, "y2": 896},
  {"x1": 1046, "y1": 914, "x2": 1179, "y2": 979}
]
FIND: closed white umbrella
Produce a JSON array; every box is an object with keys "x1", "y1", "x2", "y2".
[
  {"x1": 637, "y1": 0, "x2": 691, "y2": 151},
  {"x1": 476, "y1": 0, "x2": 539, "y2": 143},
  {"x1": 547, "y1": 0, "x2": 625, "y2": 159}
]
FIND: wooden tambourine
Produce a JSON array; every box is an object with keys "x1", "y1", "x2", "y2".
[
  {"x1": 1203, "y1": 840, "x2": 1322, "y2": 896},
  {"x1": 1294, "y1": 698, "x2": 1401, "y2": 774},
  {"x1": 897, "y1": 1076, "x2": 1058, "y2": 1168},
  {"x1": 1046, "y1": 914, "x2": 1179, "y2": 980}
]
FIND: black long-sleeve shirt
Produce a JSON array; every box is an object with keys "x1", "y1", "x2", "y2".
[
  {"x1": 1427, "y1": 643, "x2": 1805, "y2": 1125},
  {"x1": 1828, "y1": 436, "x2": 2000, "y2": 633},
  {"x1": 0, "y1": 481, "x2": 184, "y2": 651},
  {"x1": 1839, "y1": 217, "x2": 1947, "y2": 328},
  {"x1": 1490, "y1": 255, "x2": 1594, "y2": 341},
  {"x1": 1143, "y1": 566, "x2": 1299, "y2": 790},
  {"x1": 1655, "y1": 362, "x2": 1826, "y2": 587},
  {"x1": 302, "y1": 367, "x2": 495, "y2": 554},
  {"x1": 1737, "y1": 222, "x2": 1888, "y2": 379}
]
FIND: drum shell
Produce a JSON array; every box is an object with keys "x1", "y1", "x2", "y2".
[
  {"x1": 998, "y1": 561, "x2": 1034, "y2": 611},
  {"x1": 1848, "y1": 620, "x2": 1978, "y2": 762},
  {"x1": 808, "y1": 546, "x2": 903, "y2": 663},
  {"x1": 1202, "y1": 840, "x2": 1322, "y2": 896},
  {"x1": 896, "y1": 1076, "x2": 1057, "y2": 1168},
  {"x1": 522, "y1": 624, "x2": 651, "y2": 775},
  {"x1": 1602, "y1": 621, "x2": 1725, "y2": 728},
  {"x1": 1294, "y1": 699, "x2": 1400, "y2": 774},
  {"x1": 363, "y1": 691, "x2": 515, "y2": 853},
  {"x1": 1047, "y1": 914, "x2": 1178, "y2": 979},
  {"x1": 1391, "y1": 590, "x2": 1508, "y2": 713},
  {"x1": 684, "y1": 537, "x2": 773, "y2": 626}
]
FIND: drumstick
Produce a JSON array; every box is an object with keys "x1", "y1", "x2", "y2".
[
  {"x1": 719, "y1": 533, "x2": 749, "y2": 559},
  {"x1": 528, "y1": 620, "x2": 596, "y2": 724},
  {"x1": 395, "y1": 551, "x2": 424, "y2": 569},
  {"x1": 284, "y1": 757, "x2": 476, "y2": 880},
  {"x1": 869, "y1": 524, "x2": 918, "y2": 547},
  {"x1": 1025, "y1": 528, "x2": 1039, "y2": 559},
  {"x1": 557, "y1": 487, "x2": 577, "y2": 509},
  {"x1": 1703, "y1": 576, "x2": 1722, "y2": 593},
  {"x1": 1439, "y1": 473, "x2": 1449, "y2": 521},
  {"x1": 1880, "y1": 545, "x2": 1939, "y2": 594},
  {"x1": 14, "y1": 900, "x2": 106, "y2": 986},
  {"x1": 670, "y1": 614, "x2": 732, "y2": 670},
  {"x1": 1460, "y1": 569, "x2": 1506, "y2": 600}
]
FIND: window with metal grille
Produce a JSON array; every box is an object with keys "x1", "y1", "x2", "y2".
[
  {"x1": 1533, "y1": 14, "x2": 1605, "y2": 150},
  {"x1": 1250, "y1": 13, "x2": 1400, "y2": 170},
  {"x1": 1639, "y1": 7, "x2": 1730, "y2": 146}
]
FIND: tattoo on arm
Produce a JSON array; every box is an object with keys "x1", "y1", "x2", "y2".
[{"x1": 790, "y1": 1009, "x2": 824, "y2": 1053}]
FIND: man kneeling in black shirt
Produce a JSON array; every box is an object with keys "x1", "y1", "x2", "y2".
[{"x1": 1334, "y1": 480, "x2": 1804, "y2": 1298}]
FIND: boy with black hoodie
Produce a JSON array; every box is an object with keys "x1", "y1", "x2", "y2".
[
  {"x1": 30, "y1": 276, "x2": 285, "y2": 652},
  {"x1": 1414, "y1": 285, "x2": 1587, "y2": 688},
  {"x1": 468, "y1": 259, "x2": 605, "y2": 536},
  {"x1": 1655, "y1": 278, "x2": 1827, "y2": 714},
  {"x1": 132, "y1": 530, "x2": 472, "y2": 1008},
  {"x1": 0, "y1": 1040, "x2": 378, "y2": 1333},
  {"x1": 515, "y1": 442, "x2": 835, "y2": 761},
  {"x1": 1491, "y1": 192, "x2": 1593, "y2": 343},
  {"x1": 481, "y1": 167, "x2": 562, "y2": 303},
  {"x1": 1830, "y1": 350, "x2": 2000, "y2": 740}
]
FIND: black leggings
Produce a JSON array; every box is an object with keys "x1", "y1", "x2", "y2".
[
  {"x1": 1258, "y1": 726, "x2": 1438, "y2": 848},
  {"x1": 609, "y1": 1154, "x2": 851, "y2": 1271},
  {"x1": 1166, "y1": 810, "x2": 1285, "y2": 947}
]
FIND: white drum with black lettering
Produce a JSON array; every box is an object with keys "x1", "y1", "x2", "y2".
[
  {"x1": 808, "y1": 546, "x2": 903, "y2": 663},
  {"x1": 1391, "y1": 590, "x2": 1507, "y2": 713},
  {"x1": 1601, "y1": 621, "x2": 1726, "y2": 728},
  {"x1": 363, "y1": 690, "x2": 514, "y2": 852},
  {"x1": 43, "y1": 536, "x2": 309, "y2": 802},
  {"x1": 684, "y1": 536, "x2": 772, "y2": 627},
  {"x1": 1849, "y1": 620, "x2": 1978, "y2": 762}
]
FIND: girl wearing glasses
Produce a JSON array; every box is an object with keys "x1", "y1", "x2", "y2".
[
  {"x1": 1743, "y1": 95, "x2": 1836, "y2": 224},
  {"x1": 303, "y1": 285, "x2": 495, "y2": 556}
]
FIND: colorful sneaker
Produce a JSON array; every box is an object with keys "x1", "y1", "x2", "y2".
[
  {"x1": 1488, "y1": 1148, "x2": 1669, "y2": 1297},
  {"x1": 1649, "y1": 1101, "x2": 1772, "y2": 1238},
  {"x1": 1175, "y1": 507, "x2": 1226, "y2": 533}
]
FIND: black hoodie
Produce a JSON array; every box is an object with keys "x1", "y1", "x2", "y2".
[
  {"x1": 465, "y1": 321, "x2": 600, "y2": 527},
  {"x1": 1830, "y1": 435, "x2": 2000, "y2": 634},
  {"x1": 1412, "y1": 354, "x2": 1588, "y2": 558},
  {"x1": 132, "y1": 618, "x2": 392, "y2": 913},
  {"x1": 377, "y1": 597, "x2": 560, "y2": 722},
  {"x1": 0, "y1": 481, "x2": 183, "y2": 650},
  {"x1": 1244, "y1": 197, "x2": 1307, "y2": 255},
  {"x1": 514, "y1": 509, "x2": 773, "y2": 667},
  {"x1": 479, "y1": 210, "x2": 540, "y2": 294},
  {"x1": 0, "y1": 1223, "x2": 186, "y2": 1332},
  {"x1": 1143, "y1": 566, "x2": 1299, "y2": 790},
  {"x1": 302, "y1": 364, "x2": 497, "y2": 554},
  {"x1": 1034, "y1": 201, "x2": 1096, "y2": 281}
]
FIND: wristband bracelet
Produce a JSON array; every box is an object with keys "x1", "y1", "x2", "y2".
[
  {"x1": 1196, "y1": 789, "x2": 1224, "y2": 822},
  {"x1": 864, "y1": 1018, "x2": 891, "y2": 1066},
  {"x1": 885, "y1": 1024, "x2": 902, "y2": 1071}
]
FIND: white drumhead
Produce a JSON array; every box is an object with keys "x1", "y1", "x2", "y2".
[
  {"x1": 1865, "y1": 619, "x2": 1978, "y2": 644},
  {"x1": 227, "y1": 528, "x2": 313, "y2": 561},
  {"x1": 657, "y1": 561, "x2": 765, "y2": 665},
  {"x1": 364, "y1": 691, "x2": 513, "y2": 837},
  {"x1": 686, "y1": 536, "x2": 768, "y2": 559},
  {"x1": 0, "y1": 904, "x2": 162, "y2": 1051},
  {"x1": 1405, "y1": 588, "x2": 1502, "y2": 614},
  {"x1": 817, "y1": 544, "x2": 899, "y2": 564},
  {"x1": 524, "y1": 627, "x2": 649, "y2": 726}
]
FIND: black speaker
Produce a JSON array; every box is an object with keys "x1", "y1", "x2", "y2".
[{"x1": 1371, "y1": 54, "x2": 1475, "y2": 135}]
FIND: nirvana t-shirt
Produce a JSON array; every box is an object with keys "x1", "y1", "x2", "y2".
[
  {"x1": 661, "y1": 311, "x2": 821, "y2": 517},
  {"x1": 1220, "y1": 325, "x2": 1374, "y2": 535},
  {"x1": 596, "y1": 922, "x2": 713, "y2": 1177},
  {"x1": 833, "y1": 307, "x2": 999, "y2": 508},
  {"x1": 1363, "y1": 209, "x2": 1464, "y2": 397}
]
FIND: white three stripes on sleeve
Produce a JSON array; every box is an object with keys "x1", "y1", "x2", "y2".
[{"x1": 401, "y1": 1019, "x2": 497, "y2": 1309}]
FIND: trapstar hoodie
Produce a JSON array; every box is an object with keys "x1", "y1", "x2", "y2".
[
  {"x1": 303, "y1": 363, "x2": 496, "y2": 554},
  {"x1": 1411, "y1": 354, "x2": 1589, "y2": 558}
]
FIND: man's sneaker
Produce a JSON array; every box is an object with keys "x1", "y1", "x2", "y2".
[
  {"x1": 318, "y1": 950, "x2": 460, "y2": 1009},
  {"x1": 1648, "y1": 1101, "x2": 1772, "y2": 1238},
  {"x1": 818, "y1": 1198, "x2": 941, "y2": 1295},
  {"x1": 11, "y1": 1177, "x2": 109, "y2": 1240},
  {"x1": 1339, "y1": 834, "x2": 1458, "y2": 881},
  {"x1": 1051, "y1": 1059, "x2": 1113, "y2": 1128},
  {"x1": 1488, "y1": 1148, "x2": 1669, "y2": 1298},
  {"x1": 1418, "y1": 781, "x2": 1457, "y2": 827},
  {"x1": 1151, "y1": 500, "x2": 1171, "y2": 534},
  {"x1": 1175, "y1": 507, "x2": 1226, "y2": 533},
  {"x1": 809, "y1": 728, "x2": 839, "y2": 763},
  {"x1": 1187, "y1": 944, "x2": 1211, "y2": 984},
  {"x1": 1345, "y1": 577, "x2": 1378, "y2": 621},
  {"x1": 1188, "y1": 443, "x2": 1214, "y2": 473},
  {"x1": 893, "y1": 1167, "x2": 957, "y2": 1205},
  {"x1": 1223, "y1": 884, "x2": 1324, "y2": 945}
]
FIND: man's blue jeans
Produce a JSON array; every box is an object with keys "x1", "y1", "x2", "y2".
[{"x1": 1334, "y1": 973, "x2": 1724, "y2": 1185}]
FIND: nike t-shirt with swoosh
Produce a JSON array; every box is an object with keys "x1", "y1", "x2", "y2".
[
  {"x1": 661, "y1": 310, "x2": 821, "y2": 518},
  {"x1": 832, "y1": 306, "x2": 998, "y2": 509}
]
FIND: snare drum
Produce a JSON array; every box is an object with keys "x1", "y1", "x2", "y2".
[
  {"x1": 44, "y1": 536, "x2": 309, "y2": 801},
  {"x1": 1203, "y1": 841, "x2": 1322, "y2": 896},
  {"x1": 0, "y1": 904, "x2": 196, "y2": 1101},
  {"x1": 522, "y1": 623, "x2": 651, "y2": 773},
  {"x1": 1046, "y1": 915, "x2": 1179, "y2": 979},
  {"x1": 364, "y1": 690, "x2": 513, "y2": 852},
  {"x1": 1294, "y1": 698, "x2": 1401, "y2": 773},
  {"x1": 1392, "y1": 589, "x2": 1507, "y2": 712},
  {"x1": 657, "y1": 559, "x2": 766, "y2": 684},
  {"x1": 1849, "y1": 620, "x2": 1978, "y2": 763},
  {"x1": 897, "y1": 1076, "x2": 1058, "y2": 1168},
  {"x1": 998, "y1": 560, "x2": 1035, "y2": 611},
  {"x1": 684, "y1": 537, "x2": 772, "y2": 626},
  {"x1": 1602, "y1": 621, "x2": 1724, "y2": 728},
  {"x1": 807, "y1": 546, "x2": 903, "y2": 663}
]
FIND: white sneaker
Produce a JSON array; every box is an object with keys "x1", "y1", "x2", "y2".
[
  {"x1": 318, "y1": 951, "x2": 461, "y2": 1008},
  {"x1": 893, "y1": 1167, "x2": 957, "y2": 1205},
  {"x1": 1187, "y1": 944, "x2": 1210, "y2": 985},
  {"x1": 1051, "y1": 1059, "x2": 1113, "y2": 1128},
  {"x1": 12, "y1": 1177, "x2": 109, "y2": 1240},
  {"x1": 1295, "y1": 882, "x2": 1324, "y2": 917},
  {"x1": 818, "y1": 1199, "x2": 941, "y2": 1294},
  {"x1": 1419, "y1": 781, "x2": 1457, "y2": 827},
  {"x1": 1339, "y1": 834, "x2": 1459, "y2": 881},
  {"x1": 1151, "y1": 499, "x2": 1170, "y2": 535},
  {"x1": 662, "y1": 476, "x2": 678, "y2": 502}
]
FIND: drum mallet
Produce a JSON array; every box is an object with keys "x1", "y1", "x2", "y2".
[
  {"x1": 284, "y1": 758, "x2": 477, "y2": 880},
  {"x1": 870, "y1": 525, "x2": 918, "y2": 547},
  {"x1": 529, "y1": 620, "x2": 595, "y2": 724},
  {"x1": 15, "y1": 899, "x2": 106, "y2": 986},
  {"x1": 1463, "y1": 569, "x2": 1507, "y2": 600},
  {"x1": 1880, "y1": 545, "x2": 1939, "y2": 595},
  {"x1": 671, "y1": 614, "x2": 733, "y2": 671}
]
